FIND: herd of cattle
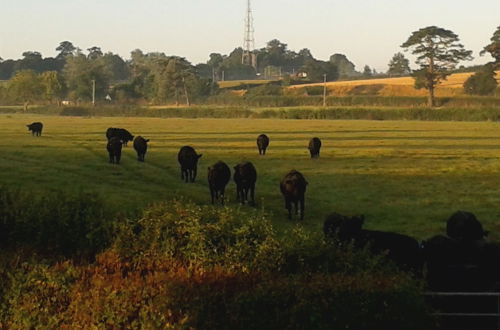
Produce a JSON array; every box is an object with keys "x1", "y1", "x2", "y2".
[{"x1": 27, "y1": 122, "x2": 500, "y2": 294}]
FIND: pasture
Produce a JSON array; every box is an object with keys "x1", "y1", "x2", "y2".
[{"x1": 2, "y1": 113, "x2": 500, "y2": 240}]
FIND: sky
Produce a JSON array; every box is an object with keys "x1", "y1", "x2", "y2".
[{"x1": 0, "y1": 0, "x2": 498, "y2": 72}]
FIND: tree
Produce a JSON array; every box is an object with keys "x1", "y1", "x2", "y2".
[
  {"x1": 329, "y1": 54, "x2": 356, "y2": 78},
  {"x1": 63, "y1": 54, "x2": 110, "y2": 102},
  {"x1": 463, "y1": 64, "x2": 498, "y2": 95},
  {"x1": 40, "y1": 71, "x2": 65, "y2": 103},
  {"x1": 480, "y1": 25, "x2": 500, "y2": 68},
  {"x1": 56, "y1": 41, "x2": 76, "y2": 59},
  {"x1": 363, "y1": 65, "x2": 373, "y2": 77},
  {"x1": 387, "y1": 52, "x2": 411, "y2": 76},
  {"x1": 8, "y1": 70, "x2": 43, "y2": 110},
  {"x1": 301, "y1": 59, "x2": 338, "y2": 82},
  {"x1": 87, "y1": 46, "x2": 103, "y2": 60},
  {"x1": 401, "y1": 26, "x2": 473, "y2": 107}
]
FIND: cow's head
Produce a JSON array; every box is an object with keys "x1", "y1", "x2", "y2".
[{"x1": 324, "y1": 213, "x2": 364, "y2": 241}]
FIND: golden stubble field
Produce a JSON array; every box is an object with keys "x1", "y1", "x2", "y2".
[
  {"x1": 290, "y1": 71, "x2": 500, "y2": 97},
  {"x1": 2, "y1": 113, "x2": 500, "y2": 240}
]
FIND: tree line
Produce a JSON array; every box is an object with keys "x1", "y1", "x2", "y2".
[{"x1": 0, "y1": 25, "x2": 498, "y2": 107}]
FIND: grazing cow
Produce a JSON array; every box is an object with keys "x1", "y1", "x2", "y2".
[
  {"x1": 446, "y1": 210, "x2": 488, "y2": 241},
  {"x1": 308, "y1": 137, "x2": 321, "y2": 158},
  {"x1": 106, "y1": 127, "x2": 134, "y2": 146},
  {"x1": 257, "y1": 134, "x2": 270, "y2": 155},
  {"x1": 280, "y1": 170, "x2": 308, "y2": 220},
  {"x1": 323, "y1": 212, "x2": 423, "y2": 275},
  {"x1": 133, "y1": 136, "x2": 150, "y2": 162},
  {"x1": 107, "y1": 136, "x2": 122, "y2": 164},
  {"x1": 208, "y1": 161, "x2": 231, "y2": 204},
  {"x1": 27, "y1": 122, "x2": 43, "y2": 136},
  {"x1": 233, "y1": 162, "x2": 257, "y2": 205},
  {"x1": 177, "y1": 146, "x2": 202, "y2": 183}
]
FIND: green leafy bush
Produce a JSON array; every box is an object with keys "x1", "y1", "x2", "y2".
[
  {"x1": 0, "y1": 200, "x2": 433, "y2": 328},
  {"x1": 0, "y1": 187, "x2": 113, "y2": 256}
]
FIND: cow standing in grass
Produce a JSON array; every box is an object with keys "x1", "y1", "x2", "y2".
[
  {"x1": 27, "y1": 122, "x2": 43, "y2": 136},
  {"x1": 208, "y1": 161, "x2": 231, "y2": 204},
  {"x1": 106, "y1": 128, "x2": 134, "y2": 146},
  {"x1": 234, "y1": 161, "x2": 257, "y2": 205},
  {"x1": 280, "y1": 170, "x2": 308, "y2": 220},
  {"x1": 257, "y1": 134, "x2": 269, "y2": 155},
  {"x1": 133, "y1": 136, "x2": 149, "y2": 162},
  {"x1": 177, "y1": 146, "x2": 202, "y2": 183},
  {"x1": 308, "y1": 137, "x2": 321, "y2": 158},
  {"x1": 107, "y1": 137, "x2": 122, "y2": 164}
]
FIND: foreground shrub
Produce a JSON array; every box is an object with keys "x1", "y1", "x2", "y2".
[
  {"x1": 0, "y1": 187, "x2": 113, "y2": 256},
  {"x1": 113, "y1": 200, "x2": 283, "y2": 272},
  {"x1": 0, "y1": 200, "x2": 433, "y2": 328},
  {"x1": 0, "y1": 251, "x2": 432, "y2": 329}
]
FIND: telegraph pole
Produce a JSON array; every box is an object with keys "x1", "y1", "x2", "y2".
[{"x1": 322, "y1": 74, "x2": 327, "y2": 107}]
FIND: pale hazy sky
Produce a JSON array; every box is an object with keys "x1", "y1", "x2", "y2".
[{"x1": 1, "y1": 0, "x2": 498, "y2": 72}]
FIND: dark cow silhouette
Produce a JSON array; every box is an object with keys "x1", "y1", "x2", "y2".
[
  {"x1": 106, "y1": 128, "x2": 134, "y2": 146},
  {"x1": 133, "y1": 136, "x2": 149, "y2": 162},
  {"x1": 208, "y1": 161, "x2": 231, "y2": 204},
  {"x1": 233, "y1": 162, "x2": 257, "y2": 205},
  {"x1": 27, "y1": 122, "x2": 43, "y2": 136},
  {"x1": 177, "y1": 146, "x2": 202, "y2": 183},
  {"x1": 280, "y1": 170, "x2": 308, "y2": 220},
  {"x1": 323, "y1": 212, "x2": 423, "y2": 275},
  {"x1": 447, "y1": 210, "x2": 488, "y2": 241},
  {"x1": 423, "y1": 212, "x2": 500, "y2": 292},
  {"x1": 423, "y1": 220, "x2": 500, "y2": 330},
  {"x1": 107, "y1": 136, "x2": 122, "y2": 164},
  {"x1": 257, "y1": 134, "x2": 270, "y2": 155},
  {"x1": 308, "y1": 137, "x2": 321, "y2": 158}
]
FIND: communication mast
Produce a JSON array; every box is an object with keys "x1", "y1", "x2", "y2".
[{"x1": 242, "y1": 0, "x2": 257, "y2": 69}]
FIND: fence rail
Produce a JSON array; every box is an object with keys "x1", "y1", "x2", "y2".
[{"x1": 425, "y1": 292, "x2": 500, "y2": 330}]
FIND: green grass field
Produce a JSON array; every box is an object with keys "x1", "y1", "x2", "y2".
[{"x1": 2, "y1": 113, "x2": 500, "y2": 240}]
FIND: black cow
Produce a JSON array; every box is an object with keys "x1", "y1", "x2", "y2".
[
  {"x1": 27, "y1": 122, "x2": 43, "y2": 136},
  {"x1": 106, "y1": 128, "x2": 134, "y2": 146},
  {"x1": 323, "y1": 212, "x2": 423, "y2": 275},
  {"x1": 257, "y1": 134, "x2": 270, "y2": 155},
  {"x1": 177, "y1": 146, "x2": 202, "y2": 183},
  {"x1": 107, "y1": 136, "x2": 122, "y2": 164},
  {"x1": 308, "y1": 137, "x2": 321, "y2": 158},
  {"x1": 423, "y1": 212, "x2": 499, "y2": 291},
  {"x1": 208, "y1": 161, "x2": 231, "y2": 204},
  {"x1": 133, "y1": 136, "x2": 150, "y2": 162},
  {"x1": 446, "y1": 210, "x2": 488, "y2": 241},
  {"x1": 234, "y1": 162, "x2": 257, "y2": 205},
  {"x1": 280, "y1": 170, "x2": 308, "y2": 220}
]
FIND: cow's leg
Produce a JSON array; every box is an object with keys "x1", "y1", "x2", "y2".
[
  {"x1": 285, "y1": 199, "x2": 291, "y2": 220},
  {"x1": 221, "y1": 187, "x2": 226, "y2": 205},
  {"x1": 210, "y1": 187, "x2": 215, "y2": 204},
  {"x1": 192, "y1": 168, "x2": 197, "y2": 183},
  {"x1": 250, "y1": 184, "x2": 255, "y2": 206},
  {"x1": 236, "y1": 186, "x2": 241, "y2": 203},
  {"x1": 300, "y1": 197, "x2": 305, "y2": 220},
  {"x1": 116, "y1": 153, "x2": 121, "y2": 164},
  {"x1": 263, "y1": 148, "x2": 266, "y2": 155}
]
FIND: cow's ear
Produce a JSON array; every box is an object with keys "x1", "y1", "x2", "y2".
[
  {"x1": 146, "y1": 139, "x2": 150, "y2": 142},
  {"x1": 198, "y1": 154, "x2": 203, "y2": 159}
]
